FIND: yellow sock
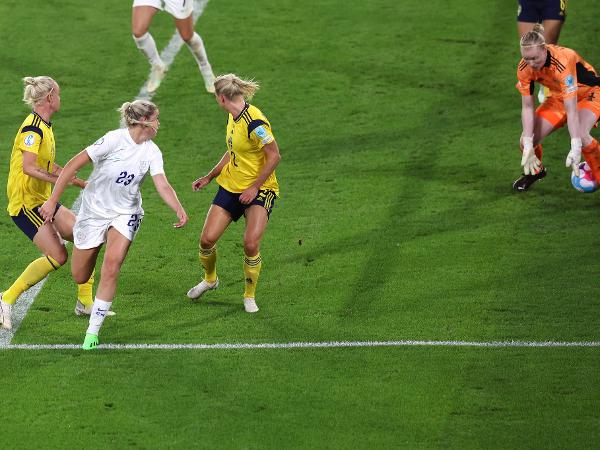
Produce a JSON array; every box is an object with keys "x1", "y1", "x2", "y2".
[
  {"x1": 243, "y1": 253, "x2": 262, "y2": 298},
  {"x1": 3, "y1": 256, "x2": 61, "y2": 304},
  {"x1": 77, "y1": 269, "x2": 95, "y2": 307},
  {"x1": 199, "y1": 245, "x2": 217, "y2": 283}
]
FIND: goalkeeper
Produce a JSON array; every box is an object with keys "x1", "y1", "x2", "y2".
[{"x1": 513, "y1": 24, "x2": 600, "y2": 191}]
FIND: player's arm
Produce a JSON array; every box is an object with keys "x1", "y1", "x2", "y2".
[
  {"x1": 239, "y1": 140, "x2": 281, "y2": 204},
  {"x1": 152, "y1": 173, "x2": 188, "y2": 228},
  {"x1": 39, "y1": 150, "x2": 92, "y2": 222},
  {"x1": 519, "y1": 95, "x2": 541, "y2": 175},
  {"x1": 192, "y1": 151, "x2": 230, "y2": 191},
  {"x1": 22, "y1": 151, "x2": 60, "y2": 184},
  {"x1": 51, "y1": 163, "x2": 86, "y2": 189}
]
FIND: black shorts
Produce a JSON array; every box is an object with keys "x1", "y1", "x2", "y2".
[
  {"x1": 518, "y1": 0, "x2": 567, "y2": 23},
  {"x1": 11, "y1": 203, "x2": 62, "y2": 241},
  {"x1": 212, "y1": 186, "x2": 277, "y2": 222}
]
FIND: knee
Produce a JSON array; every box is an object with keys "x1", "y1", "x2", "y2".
[
  {"x1": 49, "y1": 250, "x2": 68, "y2": 267},
  {"x1": 179, "y1": 29, "x2": 193, "y2": 42},
  {"x1": 132, "y1": 28, "x2": 148, "y2": 40},
  {"x1": 243, "y1": 239, "x2": 260, "y2": 257},
  {"x1": 72, "y1": 270, "x2": 89, "y2": 285},
  {"x1": 102, "y1": 257, "x2": 122, "y2": 280},
  {"x1": 200, "y1": 234, "x2": 216, "y2": 250}
]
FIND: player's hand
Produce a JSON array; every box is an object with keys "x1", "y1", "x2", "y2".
[
  {"x1": 173, "y1": 209, "x2": 188, "y2": 228},
  {"x1": 520, "y1": 136, "x2": 541, "y2": 175},
  {"x1": 192, "y1": 175, "x2": 211, "y2": 191},
  {"x1": 239, "y1": 186, "x2": 258, "y2": 205},
  {"x1": 39, "y1": 200, "x2": 57, "y2": 223},
  {"x1": 566, "y1": 138, "x2": 582, "y2": 177}
]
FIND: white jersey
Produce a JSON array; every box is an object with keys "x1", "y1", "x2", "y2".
[{"x1": 80, "y1": 128, "x2": 164, "y2": 219}]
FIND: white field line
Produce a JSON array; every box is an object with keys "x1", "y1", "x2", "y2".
[
  {"x1": 3, "y1": 340, "x2": 600, "y2": 350},
  {"x1": 0, "y1": 0, "x2": 208, "y2": 348}
]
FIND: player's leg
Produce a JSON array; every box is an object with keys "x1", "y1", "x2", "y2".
[
  {"x1": 52, "y1": 205, "x2": 95, "y2": 314},
  {"x1": 174, "y1": 14, "x2": 215, "y2": 93},
  {"x1": 541, "y1": 0, "x2": 567, "y2": 44},
  {"x1": 540, "y1": 19, "x2": 564, "y2": 44},
  {"x1": 1, "y1": 212, "x2": 67, "y2": 330},
  {"x1": 82, "y1": 227, "x2": 132, "y2": 350},
  {"x1": 241, "y1": 205, "x2": 270, "y2": 313},
  {"x1": 578, "y1": 104, "x2": 600, "y2": 183},
  {"x1": 132, "y1": 2, "x2": 166, "y2": 92},
  {"x1": 186, "y1": 205, "x2": 232, "y2": 299}
]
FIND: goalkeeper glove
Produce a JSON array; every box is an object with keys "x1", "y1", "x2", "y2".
[
  {"x1": 566, "y1": 138, "x2": 582, "y2": 177},
  {"x1": 521, "y1": 136, "x2": 541, "y2": 175}
]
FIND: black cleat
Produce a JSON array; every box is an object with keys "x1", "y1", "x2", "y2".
[{"x1": 512, "y1": 167, "x2": 547, "y2": 191}]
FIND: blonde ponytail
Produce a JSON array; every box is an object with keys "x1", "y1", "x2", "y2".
[
  {"x1": 22, "y1": 76, "x2": 57, "y2": 107},
  {"x1": 214, "y1": 74, "x2": 260, "y2": 100}
]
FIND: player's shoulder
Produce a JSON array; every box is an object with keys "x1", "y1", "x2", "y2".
[
  {"x1": 19, "y1": 112, "x2": 45, "y2": 138},
  {"x1": 145, "y1": 139, "x2": 162, "y2": 156},
  {"x1": 548, "y1": 45, "x2": 577, "y2": 69},
  {"x1": 517, "y1": 58, "x2": 531, "y2": 74},
  {"x1": 246, "y1": 104, "x2": 269, "y2": 121}
]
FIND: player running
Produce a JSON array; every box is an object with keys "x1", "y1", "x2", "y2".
[
  {"x1": 513, "y1": 24, "x2": 600, "y2": 191},
  {"x1": 40, "y1": 100, "x2": 188, "y2": 349},
  {"x1": 188, "y1": 74, "x2": 281, "y2": 313},
  {"x1": 132, "y1": 0, "x2": 215, "y2": 93},
  {"x1": 1, "y1": 76, "x2": 93, "y2": 331}
]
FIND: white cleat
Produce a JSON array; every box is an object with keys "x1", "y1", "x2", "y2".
[
  {"x1": 74, "y1": 300, "x2": 92, "y2": 316},
  {"x1": 1, "y1": 295, "x2": 13, "y2": 331},
  {"x1": 243, "y1": 297, "x2": 259, "y2": 313},
  {"x1": 200, "y1": 64, "x2": 215, "y2": 93},
  {"x1": 74, "y1": 300, "x2": 116, "y2": 317},
  {"x1": 187, "y1": 278, "x2": 219, "y2": 299},
  {"x1": 147, "y1": 62, "x2": 167, "y2": 93}
]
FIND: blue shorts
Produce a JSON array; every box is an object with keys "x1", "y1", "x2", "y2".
[
  {"x1": 518, "y1": 0, "x2": 567, "y2": 22},
  {"x1": 212, "y1": 186, "x2": 277, "y2": 222},
  {"x1": 11, "y1": 203, "x2": 62, "y2": 241}
]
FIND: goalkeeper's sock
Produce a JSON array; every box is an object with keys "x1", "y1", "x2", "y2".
[
  {"x1": 582, "y1": 139, "x2": 600, "y2": 183},
  {"x1": 86, "y1": 298, "x2": 112, "y2": 335},
  {"x1": 3, "y1": 255, "x2": 61, "y2": 304},
  {"x1": 243, "y1": 253, "x2": 262, "y2": 299},
  {"x1": 534, "y1": 144, "x2": 543, "y2": 162},
  {"x1": 199, "y1": 245, "x2": 217, "y2": 283}
]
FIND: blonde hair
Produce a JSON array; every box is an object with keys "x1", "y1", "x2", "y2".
[
  {"x1": 520, "y1": 23, "x2": 546, "y2": 48},
  {"x1": 214, "y1": 74, "x2": 260, "y2": 100},
  {"x1": 118, "y1": 100, "x2": 158, "y2": 128},
  {"x1": 22, "y1": 76, "x2": 57, "y2": 107}
]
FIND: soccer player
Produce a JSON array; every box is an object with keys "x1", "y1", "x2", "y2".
[
  {"x1": 517, "y1": 0, "x2": 568, "y2": 103},
  {"x1": 188, "y1": 74, "x2": 281, "y2": 313},
  {"x1": 132, "y1": 0, "x2": 215, "y2": 93},
  {"x1": 39, "y1": 100, "x2": 188, "y2": 349},
  {"x1": 512, "y1": 24, "x2": 600, "y2": 191},
  {"x1": 0, "y1": 76, "x2": 93, "y2": 331}
]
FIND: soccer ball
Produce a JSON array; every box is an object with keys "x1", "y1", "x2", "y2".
[{"x1": 571, "y1": 162, "x2": 599, "y2": 193}]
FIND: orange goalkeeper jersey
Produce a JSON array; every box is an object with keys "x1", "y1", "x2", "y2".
[{"x1": 516, "y1": 44, "x2": 599, "y2": 101}]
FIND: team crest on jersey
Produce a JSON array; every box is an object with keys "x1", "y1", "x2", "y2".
[
  {"x1": 139, "y1": 160, "x2": 150, "y2": 174},
  {"x1": 24, "y1": 133, "x2": 36, "y2": 147}
]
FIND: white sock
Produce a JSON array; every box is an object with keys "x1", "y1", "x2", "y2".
[
  {"x1": 185, "y1": 32, "x2": 211, "y2": 68},
  {"x1": 87, "y1": 298, "x2": 113, "y2": 335},
  {"x1": 133, "y1": 32, "x2": 163, "y2": 67}
]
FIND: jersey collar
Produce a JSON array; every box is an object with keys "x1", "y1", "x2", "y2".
[
  {"x1": 233, "y1": 102, "x2": 250, "y2": 122},
  {"x1": 32, "y1": 111, "x2": 51, "y2": 127}
]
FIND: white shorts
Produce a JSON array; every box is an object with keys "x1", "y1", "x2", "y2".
[
  {"x1": 74, "y1": 213, "x2": 143, "y2": 250},
  {"x1": 132, "y1": 0, "x2": 193, "y2": 20}
]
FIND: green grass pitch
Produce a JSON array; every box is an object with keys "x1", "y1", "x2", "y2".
[{"x1": 0, "y1": 0, "x2": 599, "y2": 447}]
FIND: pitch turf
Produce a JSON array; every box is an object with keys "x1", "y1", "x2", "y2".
[{"x1": 1, "y1": 0, "x2": 599, "y2": 447}]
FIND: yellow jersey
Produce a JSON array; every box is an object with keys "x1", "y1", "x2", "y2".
[
  {"x1": 216, "y1": 103, "x2": 279, "y2": 196},
  {"x1": 6, "y1": 112, "x2": 56, "y2": 215}
]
